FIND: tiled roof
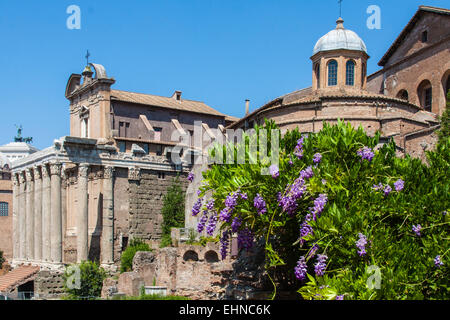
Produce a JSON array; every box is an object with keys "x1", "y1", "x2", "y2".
[
  {"x1": 0, "y1": 265, "x2": 40, "y2": 293},
  {"x1": 110, "y1": 90, "x2": 229, "y2": 118}
]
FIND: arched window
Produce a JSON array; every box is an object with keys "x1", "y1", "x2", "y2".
[
  {"x1": 346, "y1": 60, "x2": 355, "y2": 86},
  {"x1": 396, "y1": 90, "x2": 409, "y2": 101},
  {"x1": 0, "y1": 202, "x2": 8, "y2": 216},
  {"x1": 417, "y1": 80, "x2": 432, "y2": 112},
  {"x1": 328, "y1": 60, "x2": 338, "y2": 86},
  {"x1": 445, "y1": 75, "x2": 450, "y2": 97},
  {"x1": 204, "y1": 250, "x2": 219, "y2": 263}
]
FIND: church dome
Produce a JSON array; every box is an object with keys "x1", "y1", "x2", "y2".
[{"x1": 313, "y1": 18, "x2": 367, "y2": 55}]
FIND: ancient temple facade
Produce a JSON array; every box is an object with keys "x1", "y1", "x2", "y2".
[{"x1": 10, "y1": 63, "x2": 236, "y2": 270}]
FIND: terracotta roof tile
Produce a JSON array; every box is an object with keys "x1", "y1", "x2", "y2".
[
  {"x1": 110, "y1": 90, "x2": 228, "y2": 118},
  {"x1": 0, "y1": 265, "x2": 40, "y2": 293}
]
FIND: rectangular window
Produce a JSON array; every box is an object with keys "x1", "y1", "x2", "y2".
[
  {"x1": 118, "y1": 141, "x2": 126, "y2": 153},
  {"x1": 158, "y1": 172, "x2": 165, "y2": 180},
  {"x1": 0, "y1": 202, "x2": 8, "y2": 217},
  {"x1": 142, "y1": 143, "x2": 149, "y2": 154},
  {"x1": 421, "y1": 31, "x2": 428, "y2": 43},
  {"x1": 156, "y1": 144, "x2": 163, "y2": 156}
]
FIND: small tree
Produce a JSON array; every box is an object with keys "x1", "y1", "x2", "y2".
[
  {"x1": 160, "y1": 176, "x2": 186, "y2": 247},
  {"x1": 63, "y1": 261, "x2": 107, "y2": 300},
  {"x1": 120, "y1": 238, "x2": 151, "y2": 273}
]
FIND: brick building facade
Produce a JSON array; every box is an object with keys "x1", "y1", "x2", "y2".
[{"x1": 229, "y1": 6, "x2": 447, "y2": 161}]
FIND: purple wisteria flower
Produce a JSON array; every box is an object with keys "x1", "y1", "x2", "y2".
[
  {"x1": 307, "y1": 244, "x2": 319, "y2": 259},
  {"x1": 356, "y1": 233, "x2": 368, "y2": 256},
  {"x1": 300, "y1": 166, "x2": 314, "y2": 180},
  {"x1": 206, "y1": 199, "x2": 215, "y2": 210},
  {"x1": 220, "y1": 230, "x2": 230, "y2": 260},
  {"x1": 383, "y1": 185, "x2": 392, "y2": 197},
  {"x1": 269, "y1": 164, "x2": 279, "y2": 179},
  {"x1": 300, "y1": 220, "x2": 314, "y2": 245},
  {"x1": 394, "y1": 179, "x2": 405, "y2": 192},
  {"x1": 412, "y1": 224, "x2": 422, "y2": 237},
  {"x1": 313, "y1": 153, "x2": 322, "y2": 165},
  {"x1": 294, "y1": 256, "x2": 308, "y2": 281},
  {"x1": 335, "y1": 295, "x2": 344, "y2": 300},
  {"x1": 357, "y1": 146, "x2": 375, "y2": 162},
  {"x1": 434, "y1": 255, "x2": 444, "y2": 268},
  {"x1": 254, "y1": 193, "x2": 267, "y2": 215},
  {"x1": 294, "y1": 137, "x2": 305, "y2": 159},
  {"x1": 237, "y1": 228, "x2": 254, "y2": 250},
  {"x1": 191, "y1": 197, "x2": 203, "y2": 216},
  {"x1": 206, "y1": 214, "x2": 217, "y2": 236},
  {"x1": 240, "y1": 192, "x2": 248, "y2": 200},
  {"x1": 321, "y1": 179, "x2": 327, "y2": 186},
  {"x1": 314, "y1": 254, "x2": 328, "y2": 276},
  {"x1": 278, "y1": 177, "x2": 306, "y2": 216},
  {"x1": 219, "y1": 191, "x2": 240, "y2": 222},
  {"x1": 197, "y1": 212, "x2": 208, "y2": 233},
  {"x1": 309, "y1": 194, "x2": 328, "y2": 221},
  {"x1": 372, "y1": 182, "x2": 384, "y2": 191},
  {"x1": 187, "y1": 172, "x2": 194, "y2": 182},
  {"x1": 231, "y1": 216, "x2": 242, "y2": 233}
]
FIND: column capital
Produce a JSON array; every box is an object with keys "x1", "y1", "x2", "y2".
[
  {"x1": 33, "y1": 166, "x2": 42, "y2": 180},
  {"x1": 128, "y1": 167, "x2": 140, "y2": 181},
  {"x1": 42, "y1": 164, "x2": 50, "y2": 178},
  {"x1": 78, "y1": 163, "x2": 90, "y2": 177},
  {"x1": 49, "y1": 163, "x2": 62, "y2": 176},
  {"x1": 104, "y1": 166, "x2": 115, "y2": 179},
  {"x1": 12, "y1": 173, "x2": 19, "y2": 186},
  {"x1": 25, "y1": 168, "x2": 34, "y2": 181},
  {"x1": 19, "y1": 171, "x2": 26, "y2": 184}
]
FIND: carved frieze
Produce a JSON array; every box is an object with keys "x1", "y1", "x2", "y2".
[{"x1": 128, "y1": 167, "x2": 141, "y2": 181}]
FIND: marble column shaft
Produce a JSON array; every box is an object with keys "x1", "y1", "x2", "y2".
[
  {"x1": 50, "y1": 163, "x2": 62, "y2": 263},
  {"x1": 77, "y1": 163, "x2": 89, "y2": 263},
  {"x1": 33, "y1": 167, "x2": 43, "y2": 262},
  {"x1": 42, "y1": 165, "x2": 51, "y2": 262},
  {"x1": 18, "y1": 173, "x2": 26, "y2": 260},
  {"x1": 25, "y1": 168, "x2": 34, "y2": 261},
  {"x1": 102, "y1": 166, "x2": 115, "y2": 265}
]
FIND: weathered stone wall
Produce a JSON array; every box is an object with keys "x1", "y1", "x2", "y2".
[
  {"x1": 128, "y1": 170, "x2": 188, "y2": 243},
  {"x1": 34, "y1": 270, "x2": 65, "y2": 300}
]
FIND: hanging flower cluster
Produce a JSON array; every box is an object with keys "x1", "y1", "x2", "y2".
[
  {"x1": 253, "y1": 194, "x2": 267, "y2": 215},
  {"x1": 314, "y1": 254, "x2": 328, "y2": 276},
  {"x1": 357, "y1": 146, "x2": 375, "y2": 162},
  {"x1": 355, "y1": 233, "x2": 368, "y2": 257},
  {"x1": 187, "y1": 172, "x2": 195, "y2": 182}
]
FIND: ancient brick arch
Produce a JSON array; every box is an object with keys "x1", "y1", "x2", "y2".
[
  {"x1": 417, "y1": 79, "x2": 433, "y2": 112},
  {"x1": 442, "y1": 70, "x2": 450, "y2": 97},
  {"x1": 396, "y1": 89, "x2": 409, "y2": 101},
  {"x1": 204, "y1": 250, "x2": 219, "y2": 263},
  {"x1": 182, "y1": 250, "x2": 199, "y2": 262}
]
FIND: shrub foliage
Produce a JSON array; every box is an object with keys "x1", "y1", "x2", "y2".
[
  {"x1": 193, "y1": 120, "x2": 449, "y2": 300},
  {"x1": 160, "y1": 176, "x2": 186, "y2": 247},
  {"x1": 63, "y1": 261, "x2": 107, "y2": 300},
  {"x1": 120, "y1": 238, "x2": 152, "y2": 273}
]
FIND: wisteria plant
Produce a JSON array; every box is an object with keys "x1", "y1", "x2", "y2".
[{"x1": 189, "y1": 120, "x2": 449, "y2": 300}]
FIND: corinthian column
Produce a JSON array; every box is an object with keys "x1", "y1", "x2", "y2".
[
  {"x1": 77, "y1": 163, "x2": 89, "y2": 263},
  {"x1": 12, "y1": 174, "x2": 19, "y2": 263},
  {"x1": 18, "y1": 172, "x2": 26, "y2": 261},
  {"x1": 50, "y1": 163, "x2": 62, "y2": 264},
  {"x1": 102, "y1": 166, "x2": 115, "y2": 265},
  {"x1": 25, "y1": 168, "x2": 34, "y2": 261},
  {"x1": 33, "y1": 167, "x2": 43, "y2": 262},
  {"x1": 42, "y1": 165, "x2": 51, "y2": 262}
]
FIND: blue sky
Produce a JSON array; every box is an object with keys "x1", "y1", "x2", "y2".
[{"x1": 0, "y1": 0, "x2": 449, "y2": 149}]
